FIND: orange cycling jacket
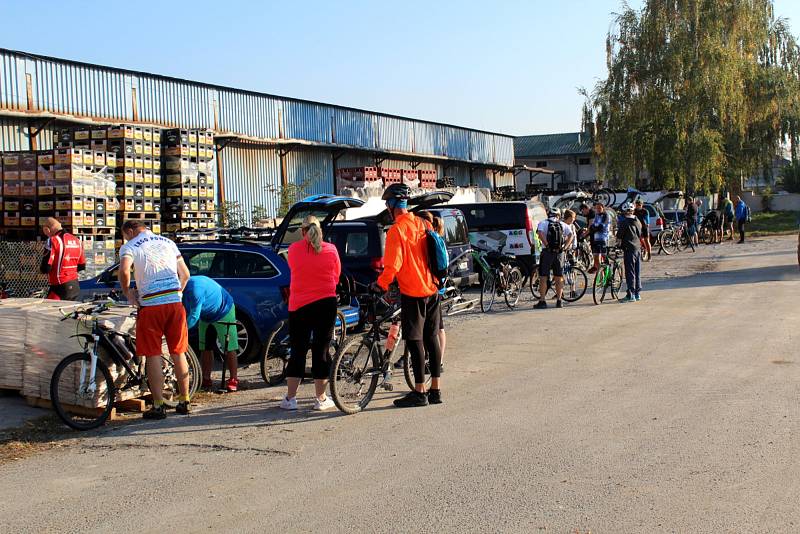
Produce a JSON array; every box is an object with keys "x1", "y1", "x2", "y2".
[{"x1": 377, "y1": 212, "x2": 438, "y2": 297}]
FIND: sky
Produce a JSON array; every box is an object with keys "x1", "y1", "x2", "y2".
[{"x1": 1, "y1": 0, "x2": 800, "y2": 137}]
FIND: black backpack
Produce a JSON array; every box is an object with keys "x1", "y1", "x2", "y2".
[{"x1": 547, "y1": 220, "x2": 564, "y2": 252}]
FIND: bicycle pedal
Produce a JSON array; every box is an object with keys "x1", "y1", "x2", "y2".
[{"x1": 382, "y1": 383, "x2": 394, "y2": 391}]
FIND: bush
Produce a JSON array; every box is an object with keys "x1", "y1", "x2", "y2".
[{"x1": 780, "y1": 161, "x2": 800, "y2": 193}]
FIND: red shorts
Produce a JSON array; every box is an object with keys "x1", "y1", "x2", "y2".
[{"x1": 136, "y1": 302, "x2": 188, "y2": 357}]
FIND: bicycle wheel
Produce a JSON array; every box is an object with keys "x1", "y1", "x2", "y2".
[
  {"x1": 162, "y1": 347, "x2": 201, "y2": 400},
  {"x1": 329, "y1": 334, "x2": 381, "y2": 414},
  {"x1": 260, "y1": 320, "x2": 290, "y2": 386},
  {"x1": 403, "y1": 342, "x2": 432, "y2": 391},
  {"x1": 480, "y1": 271, "x2": 497, "y2": 312},
  {"x1": 562, "y1": 265, "x2": 588, "y2": 302},
  {"x1": 333, "y1": 310, "x2": 347, "y2": 350},
  {"x1": 702, "y1": 228, "x2": 714, "y2": 245},
  {"x1": 610, "y1": 263, "x2": 624, "y2": 299},
  {"x1": 676, "y1": 231, "x2": 689, "y2": 251},
  {"x1": 50, "y1": 352, "x2": 115, "y2": 431},
  {"x1": 592, "y1": 267, "x2": 612, "y2": 305},
  {"x1": 657, "y1": 231, "x2": 672, "y2": 255},
  {"x1": 641, "y1": 245, "x2": 652, "y2": 262},
  {"x1": 504, "y1": 266, "x2": 523, "y2": 309},
  {"x1": 529, "y1": 270, "x2": 541, "y2": 300}
]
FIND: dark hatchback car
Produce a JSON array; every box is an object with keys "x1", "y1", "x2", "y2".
[{"x1": 325, "y1": 192, "x2": 477, "y2": 288}]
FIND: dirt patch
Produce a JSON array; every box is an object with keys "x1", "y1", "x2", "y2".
[{"x1": 0, "y1": 415, "x2": 77, "y2": 465}]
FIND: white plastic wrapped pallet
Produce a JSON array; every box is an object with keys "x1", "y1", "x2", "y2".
[{"x1": 0, "y1": 299, "x2": 144, "y2": 406}]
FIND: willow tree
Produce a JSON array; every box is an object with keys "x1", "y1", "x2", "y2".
[{"x1": 590, "y1": 0, "x2": 800, "y2": 193}]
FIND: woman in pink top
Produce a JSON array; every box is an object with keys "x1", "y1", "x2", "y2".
[{"x1": 280, "y1": 216, "x2": 341, "y2": 411}]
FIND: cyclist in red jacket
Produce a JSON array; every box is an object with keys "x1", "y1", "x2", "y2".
[{"x1": 40, "y1": 217, "x2": 86, "y2": 301}]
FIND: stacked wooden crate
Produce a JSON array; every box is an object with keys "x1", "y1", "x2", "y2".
[{"x1": 161, "y1": 129, "x2": 217, "y2": 234}]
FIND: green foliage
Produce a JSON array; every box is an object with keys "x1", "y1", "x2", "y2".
[
  {"x1": 266, "y1": 180, "x2": 312, "y2": 218},
  {"x1": 250, "y1": 205, "x2": 271, "y2": 225},
  {"x1": 761, "y1": 186, "x2": 774, "y2": 212},
  {"x1": 218, "y1": 201, "x2": 246, "y2": 228},
  {"x1": 591, "y1": 0, "x2": 800, "y2": 193},
  {"x1": 780, "y1": 160, "x2": 800, "y2": 193}
]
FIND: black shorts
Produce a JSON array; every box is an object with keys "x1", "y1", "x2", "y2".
[
  {"x1": 538, "y1": 249, "x2": 565, "y2": 277},
  {"x1": 723, "y1": 214, "x2": 733, "y2": 225},
  {"x1": 591, "y1": 240, "x2": 607, "y2": 255},
  {"x1": 48, "y1": 280, "x2": 80, "y2": 301},
  {"x1": 400, "y1": 294, "x2": 441, "y2": 342}
]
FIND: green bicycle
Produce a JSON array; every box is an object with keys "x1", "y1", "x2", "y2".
[
  {"x1": 591, "y1": 247, "x2": 624, "y2": 305},
  {"x1": 472, "y1": 248, "x2": 523, "y2": 312}
]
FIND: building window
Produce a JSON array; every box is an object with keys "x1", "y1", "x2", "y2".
[
  {"x1": 536, "y1": 160, "x2": 547, "y2": 167},
  {"x1": 579, "y1": 157, "x2": 591, "y2": 165}
]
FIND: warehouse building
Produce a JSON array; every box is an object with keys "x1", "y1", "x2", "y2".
[
  {"x1": 0, "y1": 48, "x2": 515, "y2": 222},
  {"x1": 513, "y1": 127, "x2": 596, "y2": 191}
]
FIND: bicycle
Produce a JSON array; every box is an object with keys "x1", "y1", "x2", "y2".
[
  {"x1": 329, "y1": 290, "x2": 403, "y2": 414},
  {"x1": 259, "y1": 309, "x2": 347, "y2": 386},
  {"x1": 49, "y1": 301, "x2": 202, "y2": 430},
  {"x1": 531, "y1": 252, "x2": 589, "y2": 303},
  {"x1": 591, "y1": 247, "x2": 624, "y2": 305},
  {"x1": 472, "y1": 248, "x2": 523, "y2": 312}
]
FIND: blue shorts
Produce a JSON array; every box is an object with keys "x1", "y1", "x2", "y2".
[{"x1": 687, "y1": 225, "x2": 697, "y2": 236}]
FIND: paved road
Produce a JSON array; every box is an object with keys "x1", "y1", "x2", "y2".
[{"x1": 1, "y1": 236, "x2": 798, "y2": 533}]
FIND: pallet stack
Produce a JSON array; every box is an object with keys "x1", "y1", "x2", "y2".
[
  {"x1": 45, "y1": 147, "x2": 117, "y2": 277},
  {"x1": 109, "y1": 125, "x2": 162, "y2": 235},
  {"x1": 161, "y1": 129, "x2": 217, "y2": 234},
  {"x1": 1, "y1": 152, "x2": 39, "y2": 237}
]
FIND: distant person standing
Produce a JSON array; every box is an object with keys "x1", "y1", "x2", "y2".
[
  {"x1": 734, "y1": 196, "x2": 750, "y2": 243},
  {"x1": 534, "y1": 207, "x2": 573, "y2": 309},
  {"x1": 633, "y1": 199, "x2": 651, "y2": 259},
  {"x1": 588, "y1": 203, "x2": 611, "y2": 273},
  {"x1": 616, "y1": 202, "x2": 643, "y2": 302},
  {"x1": 685, "y1": 196, "x2": 698, "y2": 250},
  {"x1": 722, "y1": 196, "x2": 735, "y2": 240},
  {"x1": 39, "y1": 217, "x2": 86, "y2": 301}
]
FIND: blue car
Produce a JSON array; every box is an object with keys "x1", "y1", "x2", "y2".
[{"x1": 80, "y1": 195, "x2": 365, "y2": 363}]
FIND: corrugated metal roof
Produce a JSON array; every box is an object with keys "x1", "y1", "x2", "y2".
[
  {"x1": 514, "y1": 132, "x2": 592, "y2": 158},
  {"x1": 0, "y1": 48, "x2": 514, "y2": 168}
]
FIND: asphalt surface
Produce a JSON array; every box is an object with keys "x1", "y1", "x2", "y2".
[{"x1": 1, "y1": 235, "x2": 798, "y2": 533}]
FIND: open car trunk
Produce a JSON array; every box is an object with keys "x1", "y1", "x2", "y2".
[{"x1": 270, "y1": 195, "x2": 365, "y2": 252}]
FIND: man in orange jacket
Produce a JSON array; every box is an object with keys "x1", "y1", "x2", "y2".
[{"x1": 374, "y1": 183, "x2": 443, "y2": 407}]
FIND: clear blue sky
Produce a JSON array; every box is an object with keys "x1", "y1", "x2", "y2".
[{"x1": 1, "y1": 0, "x2": 799, "y2": 136}]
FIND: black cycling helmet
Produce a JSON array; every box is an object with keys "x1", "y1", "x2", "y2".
[{"x1": 381, "y1": 183, "x2": 411, "y2": 201}]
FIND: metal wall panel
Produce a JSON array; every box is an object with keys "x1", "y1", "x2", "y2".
[
  {"x1": 0, "y1": 49, "x2": 516, "y2": 170},
  {"x1": 30, "y1": 58, "x2": 129, "y2": 120},
  {"x1": 0, "y1": 117, "x2": 28, "y2": 151},
  {"x1": 286, "y1": 149, "x2": 333, "y2": 197},
  {"x1": 469, "y1": 130, "x2": 492, "y2": 164},
  {"x1": 217, "y1": 90, "x2": 280, "y2": 139},
  {"x1": 333, "y1": 108, "x2": 374, "y2": 147},
  {"x1": 220, "y1": 144, "x2": 282, "y2": 221},
  {"x1": 442, "y1": 128, "x2": 470, "y2": 161},
  {"x1": 0, "y1": 52, "x2": 23, "y2": 110},
  {"x1": 494, "y1": 135, "x2": 514, "y2": 167},
  {"x1": 136, "y1": 76, "x2": 213, "y2": 129},
  {"x1": 413, "y1": 122, "x2": 443, "y2": 157},
  {"x1": 377, "y1": 116, "x2": 413, "y2": 152},
  {"x1": 283, "y1": 101, "x2": 332, "y2": 143}
]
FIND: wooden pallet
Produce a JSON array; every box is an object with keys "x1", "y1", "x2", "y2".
[
  {"x1": 119, "y1": 211, "x2": 160, "y2": 220},
  {"x1": 25, "y1": 396, "x2": 119, "y2": 421},
  {"x1": 71, "y1": 226, "x2": 114, "y2": 235}
]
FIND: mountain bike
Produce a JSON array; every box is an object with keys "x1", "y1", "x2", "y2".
[
  {"x1": 591, "y1": 247, "x2": 624, "y2": 305},
  {"x1": 531, "y1": 252, "x2": 589, "y2": 302},
  {"x1": 259, "y1": 309, "x2": 347, "y2": 386},
  {"x1": 472, "y1": 248, "x2": 523, "y2": 312},
  {"x1": 329, "y1": 290, "x2": 403, "y2": 414},
  {"x1": 50, "y1": 302, "x2": 202, "y2": 430}
]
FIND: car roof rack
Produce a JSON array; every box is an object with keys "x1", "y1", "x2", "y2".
[{"x1": 167, "y1": 226, "x2": 276, "y2": 243}]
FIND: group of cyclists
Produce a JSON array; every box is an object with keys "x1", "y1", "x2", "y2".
[{"x1": 36, "y1": 185, "x2": 758, "y2": 419}]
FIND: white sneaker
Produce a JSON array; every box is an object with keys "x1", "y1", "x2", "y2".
[
  {"x1": 279, "y1": 396, "x2": 297, "y2": 410},
  {"x1": 313, "y1": 396, "x2": 336, "y2": 411}
]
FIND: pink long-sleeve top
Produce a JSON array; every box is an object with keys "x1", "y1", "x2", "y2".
[{"x1": 287, "y1": 240, "x2": 341, "y2": 312}]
